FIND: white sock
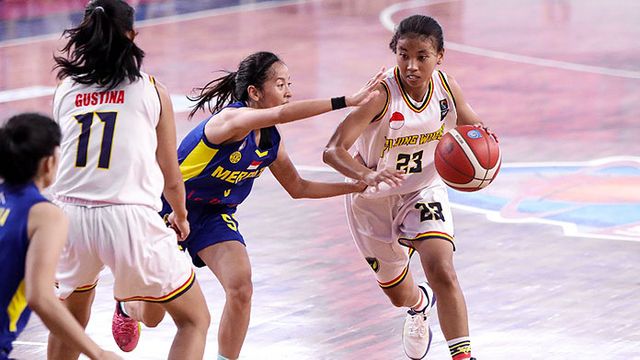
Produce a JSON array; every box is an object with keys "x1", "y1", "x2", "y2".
[{"x1": 410, "y1": 287, "x2": 426, "y2": 312}]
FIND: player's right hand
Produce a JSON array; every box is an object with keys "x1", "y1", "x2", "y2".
[
  {"x1": 346, "y1": 67, "x2": 386, "y2": 107},
  {"x1": 167, "y1": 212, "x2": 190, "y2": 241},
  {"x1": 362, "y1": 168, "x2": 404, "y2": 188}
]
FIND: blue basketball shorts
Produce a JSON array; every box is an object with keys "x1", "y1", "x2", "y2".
[{"x1": 160, "y1": 200, "x2": 244, "y2": 268}]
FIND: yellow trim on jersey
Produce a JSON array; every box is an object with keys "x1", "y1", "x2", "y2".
[
  {"x1": 7, "y1": 280, "x2": 27, "y2": 332},
  {"x1": 179, "y1": 140, "x2": 219, "y2": 181},
  {"x1": 0, "y1": 207, "x2": 10, "y2": 226},
  {"x1": 255, "y1": 149, "x2": 269, "y2": 157},
  {"x1": 371, "y1": 81, "x2": 390, "y2": 123},
  {"x1": 149, "y1": 75, "x2": 156, "y2": 85},
  {"x1": 437, "y1": 70, "x2": 456, "y2": 106},
  {"x1": 117, "y1": 270, "x2": 195, "y2": 303},
  {"x1": 394, "y1": 67, "x2": 433, "y2": 113}
]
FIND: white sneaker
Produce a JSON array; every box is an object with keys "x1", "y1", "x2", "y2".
[{"x1": 402, "y1": 283, "x2": 436, "y2": 359}]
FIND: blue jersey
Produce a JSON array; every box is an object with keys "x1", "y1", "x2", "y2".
[
  {"x1": 0, "y1": 182, "x2": 48, "y2": 357},
  {"x1": 177, "y1": 101, "x2": 280, "y2": 207}
]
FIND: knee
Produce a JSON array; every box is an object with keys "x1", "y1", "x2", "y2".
[
  {"x1": 225, "y1": 280, "x2": 253, "y2": 306},
  {"x1": 142, "y1": 313, "x2": 164, "y2": 328},
  {"x1": 176, "y1": 306, "x2": 211, "y2": 334},
  {"x1": 424, "y1": 261, "x2": 459, "y2": 289}
]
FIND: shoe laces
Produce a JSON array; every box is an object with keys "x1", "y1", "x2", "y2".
[{"x1": 407, "y1": 311, "x2": 427, "y2": 338}]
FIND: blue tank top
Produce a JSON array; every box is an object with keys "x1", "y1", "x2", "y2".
[
  {"x1": 178, "y1": 102, "x2": 281, "y2": 207},
  {"x1": 0, "y1": 182, "x2": 48, "y2": 356}
]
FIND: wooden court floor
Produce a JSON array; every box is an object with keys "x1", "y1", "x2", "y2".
[{"x1": 1, "y1": 0, "x2": 639, "y2": 359}]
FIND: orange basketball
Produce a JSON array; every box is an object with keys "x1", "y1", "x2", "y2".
[{"x1": 434, "y1": 125, "x2": 501, "y2": 192}]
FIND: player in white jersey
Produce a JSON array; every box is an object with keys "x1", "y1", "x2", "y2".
[
  {"x1": 48, "y1": 1, "x2": 209, "y2": 359},
  {"x1": 324, "y1": 15, "x2": 496, "y2": 360}
]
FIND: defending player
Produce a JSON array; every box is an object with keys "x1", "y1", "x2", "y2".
[
  {"x1": 158, "y1": 51, "x2": 383, "y2": 360},
  {"x1": 324, "y1": 15, "x2": 495, "y2": 360},
  {"x1": 0, "y1": 113, "x2": 121, "y2": 360},
  {"x1": 47, "y1": 1, "x2": 210, "y2": 359}
]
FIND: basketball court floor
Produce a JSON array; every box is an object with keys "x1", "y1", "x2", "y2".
[{"x1": 1, "y1": 0, "x2": 639, "y2": 358}]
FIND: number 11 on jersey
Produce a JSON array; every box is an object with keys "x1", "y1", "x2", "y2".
[{"x1": 74, "y1": 111, "x2": 118, "y2": 169}]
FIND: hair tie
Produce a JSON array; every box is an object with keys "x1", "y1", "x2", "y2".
[{"x1": 94, "y1": 6, "x2": 105, "y2": 13}]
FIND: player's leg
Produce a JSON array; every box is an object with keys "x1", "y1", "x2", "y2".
[
  {"x1": 412, "y1": 239, "x2": 471, "y2": 359},
  {"x1": 47, "y1": 288, "x2": 96, "y2": 360},
  {"x1": 48, "y1": 203, "x2": 102, "y2": 360},
  {"x1": 106, "y1": 204, "x2": 210, "y2": 356},
  {"x1": 198, "y1": 241, "x2": 252, "y2": 360},
  {"x1": 400, "y1": 186, "x2": 472, "y2": 360},
  {"x1": 160, "y1": 280, "x2": 210, "y2": 360},
  {"x1": 121, "y1": 301, "x2": 165, "y2": 327},
  {"x1": 346, "y1": 193, "x2": 434, "y2": 359}
]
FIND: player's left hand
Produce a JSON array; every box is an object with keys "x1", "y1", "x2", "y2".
[{"x1": 346, "y1": 67, "x2": 386, "y2": 106}]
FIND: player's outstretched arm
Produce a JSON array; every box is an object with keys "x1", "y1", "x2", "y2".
[
  {"x1": 270, "y1": 144, "x2": 366, "y2": 199},
  {"x1": 26, "y1": 203, "x2": 122, "y2": 360},
  {"x1": 205, "y1": 68, "x2": 386, "y2": 145},
  {"x1": 323, "y1": 84, "x2": 404, "y2": 188},
  {"x1": 154, "y1": 80, "x2": 190, "y2": 240}
]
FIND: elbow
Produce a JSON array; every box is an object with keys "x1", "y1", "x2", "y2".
[
  {"x1": 322, "y1": 146, "x2": 336, "y2": 165},
  {"x1": 287, "y1": 181, "x2": 307, "y2": 199},
  {"x1": 290, "y1": 192, "x2": 303, "y2": 200},
  {"x1": 288, "y1": 186, "x2": 304, "y2": 199},
  {"x1": 164, "y1": 178, "x2": 183, "y2": 192},
  {"x1": 26, "y1": 292, "x2": 45, "y2": 312}
]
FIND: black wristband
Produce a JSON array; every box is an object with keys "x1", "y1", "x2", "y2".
[{"x1": 331, "y1": 96, "x2": 347, "y2": 110}]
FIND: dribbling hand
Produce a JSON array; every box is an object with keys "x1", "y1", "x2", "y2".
[
  {"x1": 474, "y1": 123, "x2": 499, "y2": 143},
  {"x1": 167, "y1": 212, "x2": 190, "y2": 241},
  {"x1": 346, "y1": 67, "x2": 387, "y2": 106}
]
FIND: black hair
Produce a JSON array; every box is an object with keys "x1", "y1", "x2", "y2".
[
  {"x1": 188, "y1": 51, "x2": 282, "y2": 119},
  {"x1": 389, "y1": 15, "x2": 444, "y2": 53},
  {"x1": 0, "y1": 113, "x2": 61, "y2": 185},
  {"x1": 54, "y1": 0, "x2": 144, "y2": 91}
]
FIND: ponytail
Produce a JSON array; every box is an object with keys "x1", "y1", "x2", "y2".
[
  {"x1": 54, "y1": 0, "x2": 144, "y2": 91},
  {"x1": 187, "y1": 71, "x2": 237, "y2": 119},
  {"x1": 188, "y1": 51, "x2": 281, "y2": 120}
]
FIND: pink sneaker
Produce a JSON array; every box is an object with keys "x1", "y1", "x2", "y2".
[{"x1": 112, "y1": 302, "x2": 141, "y2": 352}]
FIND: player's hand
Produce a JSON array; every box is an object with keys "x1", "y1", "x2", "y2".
[
  {"x1": 95, "y1": 350, "x2": 123, "y2": 360},
  {"x1": 346, "y1": 67, "x2": 386, "y2": 106},
  {"x1": 167, "y1": 212, "x2": 190, "y2": 241},
  {"x1": 362, "y1": 168, "x2": 404, "y2": 188},
  {"x1": 474, "y1": 123, "x2": 499, "y2": 143},
  {"x1": 350, "y1": 180, "x2": 368, "y2": 193}
]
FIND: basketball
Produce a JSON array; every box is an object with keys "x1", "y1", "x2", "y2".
[{"x1": 434, "y1": 125, "x2": 501, "y2": 192}]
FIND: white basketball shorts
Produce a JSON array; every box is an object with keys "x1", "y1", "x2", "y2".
[
  {"x1": 55, "y1": 201, "x2": 195, "y2": 302},
  {"x1": 345, "y1": 183, "x2": 455, "y2": 288}
]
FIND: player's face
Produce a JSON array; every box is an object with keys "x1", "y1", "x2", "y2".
[
  {"x1": 395, "y1": 36, "x2": 443, "y2": 91},
  {"x1": 258, "y1": 62, "x2": 293, "y2": 108}
]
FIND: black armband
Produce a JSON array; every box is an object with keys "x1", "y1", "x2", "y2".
[{"x1": 331, "y1": 96, "x2": 347, "y2": 110}]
